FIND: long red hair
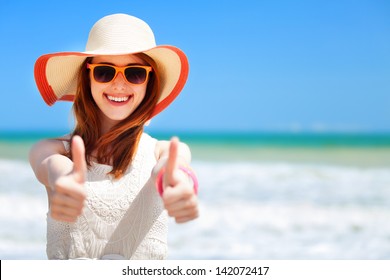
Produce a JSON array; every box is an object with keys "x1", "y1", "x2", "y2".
[{"x1": 68, "y1": 53, "x2": 160, "y2": 179}]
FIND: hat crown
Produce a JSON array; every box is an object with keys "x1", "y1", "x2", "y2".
[{"x1": 85, "y1": 14, "x2": 156, "y2": 54}]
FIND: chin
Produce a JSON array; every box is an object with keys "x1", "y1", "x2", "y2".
[{"x1": 109, "y1": 115, "x2": 131, "y2": 122}]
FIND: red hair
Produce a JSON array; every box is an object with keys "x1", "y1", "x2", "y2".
[{"x1": 68, "y1": 54, "x2": 160, "y2": 178}]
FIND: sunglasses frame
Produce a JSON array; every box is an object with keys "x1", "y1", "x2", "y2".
[{"x1": 86, "y1": 63, "x2": 153, "y2": 85}]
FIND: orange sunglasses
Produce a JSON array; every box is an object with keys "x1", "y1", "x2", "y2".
[{"x1": 87, "y1": 63, "x2": 153, "y2": 85}]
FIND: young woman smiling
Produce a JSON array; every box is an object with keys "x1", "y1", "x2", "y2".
[{"x1": 30, "y1": 13, "x2": 199, "y2": 260}]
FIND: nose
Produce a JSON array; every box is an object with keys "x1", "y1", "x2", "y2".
[{"x1": 112, "y1": 71, "x2": 127, "y2": 90}]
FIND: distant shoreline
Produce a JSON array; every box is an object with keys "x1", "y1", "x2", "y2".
[
  {"x1": 1, "y1": 131, "x2": 390, "y2": 166},
  {"x1": 1, "y1": 130, "x2": 390, "y2": 148}
]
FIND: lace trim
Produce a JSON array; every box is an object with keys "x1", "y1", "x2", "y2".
[{"x1": 85, "y1": 137, "x2": 145, "y2": 224}]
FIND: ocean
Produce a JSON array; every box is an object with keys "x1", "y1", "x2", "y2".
[{"x1": 1, "y1": 131, "x2": 390, "y2": 260}]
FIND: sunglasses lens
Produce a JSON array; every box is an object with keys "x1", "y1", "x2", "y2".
[
  {"x1": 125, "y1": 67, "x2": 148, "y2": 84},
  {"x1": 93, "y1": 66, "x2": 116, "y2": 83}
]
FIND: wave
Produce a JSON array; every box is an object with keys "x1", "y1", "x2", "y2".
[
  {"x1": 193, "y1": 161, "x2": 390, "y2": 207},
  {"x1": 1, "y1": 159, "x2": 390, "y2": 259}
]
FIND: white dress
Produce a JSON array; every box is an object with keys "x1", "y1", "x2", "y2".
[{"x1": 46, "y1": 133, "x2": 168, "y2": 259}]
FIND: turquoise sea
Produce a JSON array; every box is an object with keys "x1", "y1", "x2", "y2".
[{"x1": 1, "y1": 131, "x2": 390, "y2": 259}]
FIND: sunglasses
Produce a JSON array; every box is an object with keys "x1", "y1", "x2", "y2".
[{"x1": 87, "y1": 63, "x2": 153, "y2": 85}]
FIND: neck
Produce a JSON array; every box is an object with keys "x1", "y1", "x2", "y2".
[{"x1": 100, "y1": 114, "x2": 120, "y2": 135}]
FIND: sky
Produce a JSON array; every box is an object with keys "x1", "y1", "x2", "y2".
[{"x1": 0, "y1": 0, "x2": 389, "y2": 133}]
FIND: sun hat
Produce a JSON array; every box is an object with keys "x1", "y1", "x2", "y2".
[{"x1": 34, "y1": 13, "x2": 189, "y2": 118}]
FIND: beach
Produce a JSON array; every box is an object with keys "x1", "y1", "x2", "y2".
[{"x1": 1, "y1": 132, "x2": 390, "y2": 259}]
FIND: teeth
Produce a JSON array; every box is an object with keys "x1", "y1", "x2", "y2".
[{"x1": 107, "y1": 95, "x2": 129, "y2": 102}]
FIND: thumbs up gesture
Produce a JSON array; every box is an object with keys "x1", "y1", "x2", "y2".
[
  {"x1": 159, "y1": 137, "x2": 199, "y2": 223},
  {"x1": 49, "y1": 136, "x2": 87, "y2": 223}
]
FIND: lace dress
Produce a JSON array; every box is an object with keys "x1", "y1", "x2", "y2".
[{"x1": 46, "y1": 133, "x2": 168, "y2": 259}]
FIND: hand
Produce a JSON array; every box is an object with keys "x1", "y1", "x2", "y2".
[
  {"x1": 49, "y1": 136, "x2": 87, "y2": 223},
  {"x1": 162, "y1": 137, "x2": 199, "y2": 223}
]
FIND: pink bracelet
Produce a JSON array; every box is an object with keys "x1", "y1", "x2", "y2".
[{"x1": 156, "y1": 166, "x2": 199, "y2": 196}]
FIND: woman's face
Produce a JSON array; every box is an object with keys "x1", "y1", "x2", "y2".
[{"x1": 89, "y1": 54, "x2": 149, "y2": 130}]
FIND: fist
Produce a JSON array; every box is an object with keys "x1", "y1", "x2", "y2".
[
  {"x1": 161, "y1": 137, "x2": 199, "y2": 223},
  {"x1": 49, "y1": 136, "x2": 87, "y2": 223}
]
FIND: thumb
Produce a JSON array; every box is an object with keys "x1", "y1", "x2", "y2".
[
  {"x1": 71, "y1": 135, "x2": 87, "y2": 184},
  {"x1": 164, "y1": 137, "x2": 179, "y2": 187}
]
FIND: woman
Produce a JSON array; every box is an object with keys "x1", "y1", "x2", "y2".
[{"x1": 29, "y1": 13, "x2": 199, "y2": 260}]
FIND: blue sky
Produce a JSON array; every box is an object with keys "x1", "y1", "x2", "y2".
[{"x1": 0, "y1": 0, "x2": 389, "y2": 133}]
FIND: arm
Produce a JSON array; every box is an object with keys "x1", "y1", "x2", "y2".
[
  {"x1": 154, "y1": 137, "x2": 199, "y2": 223},
  {"x1": 29, "y1": 138, "x2": 73, "y2": 189},
  {"x1": 29, "y1": 136, "x2": 87, "y2": 223}
]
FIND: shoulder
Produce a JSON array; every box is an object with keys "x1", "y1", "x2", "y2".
[
  {"x1": 155, "y1": 138, "x2": 191, "y2": 162},
  {"x1": 142, "y1": 133, "x2": 192, "y2": 161},
  {"x1": 155, "y1": 140, "x2": 170, "y2": 159},
  {"x1": 140, "y1": 133, "x2": 163, "y2": 160},
  {"x1": 30, "y1": 135, "x2": 70, "y2": 157}
]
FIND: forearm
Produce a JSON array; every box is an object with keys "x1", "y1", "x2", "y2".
[
  {"x1": 45, "y1": 155, "x2": 74, "y2": 188},
  {"x1": 30, "y1": 151, "x2": 73, "y2": 188}
]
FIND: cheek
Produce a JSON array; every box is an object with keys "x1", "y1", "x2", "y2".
[
  {"x1": 134, "y1": 88, "x2": 147, "y2": 105},
  {"x1": 137, "y1": 86, "x2": 147, "y2": 98},
  {"x1": 90, "y1": 82, "x2": 105, "y2": 101},
  {"x1": 90, "y1": 85, "x2": 98, "y2": 102},
  {"x1": 137, "y1": 83, "x2": 148, "y2": 97}
]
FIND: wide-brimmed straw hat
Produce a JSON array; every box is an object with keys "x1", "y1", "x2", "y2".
[{"x1": 34, "y1": 13, "x2": 189, "y2": 118}]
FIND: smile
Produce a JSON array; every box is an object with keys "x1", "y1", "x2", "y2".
[{"x1": 106, "y1": 95, "x2": 130, "y2": 102}]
